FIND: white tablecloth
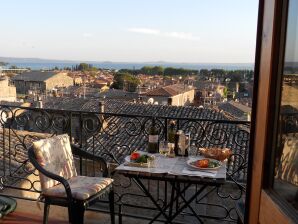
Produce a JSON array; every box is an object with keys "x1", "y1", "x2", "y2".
[{"x1": 116, "y1": 154, "x2": 226, "y2": 179}]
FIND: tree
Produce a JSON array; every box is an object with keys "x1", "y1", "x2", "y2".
[
  {"x1": 9, "y1": 65, "x2": 18, "y2": 69},
  {"x1": 78, "y1": 63, "x2": 90, "y2": 71},
  {"x1": 200, "y1": 69, "x2": 210, "y2": 77},
  {"x1": 111, "y1": 72, "x2": 140, "y2": 92},
  {"x1": 153, "y1": 66, "x2": 164, "y2": 75},
  {"x1": 211, "y1": 69, "x2": 225, "y2": 77},
  {"x1": 140, "y1": 66, "x2": 164, "y2": 75},
  {"x1": 223, "y1": 87, "x2": 228, "y2": 98},
  {"x1": 0, "y1": 62, "x2": 8, "y2": 66}
]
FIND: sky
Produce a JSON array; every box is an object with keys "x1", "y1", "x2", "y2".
[
  {"x1": 0, "y1": 0, "x2": 259, "y2": 63},
  {"x1": 285, "y1": 0, "x2": 298, "y2": 63}
]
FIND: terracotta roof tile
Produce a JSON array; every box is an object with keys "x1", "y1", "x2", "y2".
[{"x1": 142, "y1": 84, "x2": 193, "y2": 97}]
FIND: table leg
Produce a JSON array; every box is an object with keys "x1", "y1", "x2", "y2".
[
  {"x1": 133, "y1": 177, "x2": 172, "y2": 224},
  {"x1": 170, "y1": 182, "x2": 205, "y2": 223},
  {"x1": 149, "y1": 183, "x2": 192, "y2": 224},
  {"x1": 168, "y1": 184, "x2": 208, "y2": 223}
]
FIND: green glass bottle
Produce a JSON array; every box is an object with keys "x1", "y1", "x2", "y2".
[
  {"x1": 168, "y1": 120, "x2": 176, "y2": 143},
  {"x1": 148, "y1": 118, "x2": 159, "y2": 153}
]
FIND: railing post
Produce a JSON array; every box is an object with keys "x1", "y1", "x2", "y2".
[
  {"x1": 164, "y1": 118, "x2": 168, "y2": 141},
  {"x1": 99, "y1": 101, "x2": 105, "y2": 113}
]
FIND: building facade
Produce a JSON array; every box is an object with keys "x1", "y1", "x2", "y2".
[
  {"x1": 0, "y1": 77, "x2": 16, "y2": 101},
  {"x1": 141, "y1": 84, "x2": 195, "y2": 106},
  {"x1": 12, "y1": 71, "x2": 74, "y2": 95}
]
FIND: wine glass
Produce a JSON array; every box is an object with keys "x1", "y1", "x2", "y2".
[{"x1": 159, "y1": 141, "x2": 169, "y2": 156}]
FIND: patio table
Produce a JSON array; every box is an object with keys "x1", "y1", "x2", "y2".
[{"x1": 116, "y1": 155, "x2": 226, "y2": 224}]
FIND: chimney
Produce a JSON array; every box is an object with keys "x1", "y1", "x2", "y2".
[
  {"x1": 168, "y1": 97, "x2": 173, "y2": 106},
  {"x1": 37, "y1": 96, "x2": 43, "y2": 108},
  {"x1": 236, "y1": 82, "x2": 240, "y2": 93},
  {"x1": 99, "y1": 101, "x2": 105, "y2": 113}
]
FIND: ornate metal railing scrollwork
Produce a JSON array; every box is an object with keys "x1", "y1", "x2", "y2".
[{"x1": 0, "y1": 104, "x2": 251, "y2": 223}]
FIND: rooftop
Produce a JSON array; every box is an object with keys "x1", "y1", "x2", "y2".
[
  {"x1": 218, "y1": 101, "x2": 251, "y2": 120},
  {"x1": 12, "y1": 71, "x2": 66, "y2": 82},
  {"x1": 96, "y1": 89, "x2": 139, "y2": 100},
  {"x1": 40, "y1": 97, "x2": 227, "y2": 120},
  {"x1": 142, "y1": 84, "x2": 194, "y2": 97}
]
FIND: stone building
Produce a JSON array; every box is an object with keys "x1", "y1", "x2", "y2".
[
  {"x1": 0, "y1": 77, "x2": 17, "y2": 101},
  {"x1": 141, "y1": 84, "x2": 195, "y2": 106},
  {"x1": 12, "y1": 71, "x2": 74, "y2": 95}
]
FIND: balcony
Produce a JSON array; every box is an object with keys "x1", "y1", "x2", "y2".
[{"x1": 0, "y1": 102, "x2": 250, "y2": 223}]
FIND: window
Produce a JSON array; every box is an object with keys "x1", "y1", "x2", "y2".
[{"x1": 270, "y1": 0, "x2": 298, "y2": 215}]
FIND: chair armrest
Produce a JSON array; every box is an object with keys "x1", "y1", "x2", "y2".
[
  {"x1": 28, "y1": 147, "x2": 73, "y2": 201},
  {"x1": 71, "y1": 144, "x2": 109, "y2": 177}
]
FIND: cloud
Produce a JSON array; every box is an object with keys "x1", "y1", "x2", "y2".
[
  {"x1": 127, "y1": 27, "x2": 199, "y2": 41},
  {"x1": 127, "y1": 28, "x2": 160, "y2": 35},
  {"x1": 165, "y1": 32, "x2": 199, "y2": 40},
  {"x1": 83, "y1": 33, "x2": 93, "y2": 38}
]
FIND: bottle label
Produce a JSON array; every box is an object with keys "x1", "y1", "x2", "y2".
[{"x1": 149, "y1": 135, "x2": 158, "y2": 143}]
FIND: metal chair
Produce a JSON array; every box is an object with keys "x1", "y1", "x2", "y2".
[{"x1": 28, "y1": 134, "x2": 115, "y2": 224}]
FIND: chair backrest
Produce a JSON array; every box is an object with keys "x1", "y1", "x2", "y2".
[
  {"x1": 32, "y1": 134, "x2": 77, "y2": 190},
  {"x1": 276, "y1": 134, "x2": 298, "y2": 186}
]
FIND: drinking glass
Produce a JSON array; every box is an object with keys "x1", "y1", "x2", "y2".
[
  {"x1": 188, "y1": 144, "x2": 198, "y2": 158},
  {"x1": 159, "y1": 141, "x2": 169, "y2": 156},
  {"x1": 167, "y1": 143, "x2": 175, "y2": 157}
]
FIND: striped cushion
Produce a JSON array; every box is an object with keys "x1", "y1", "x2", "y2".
[{"x1": 43, "y1": 176, "x2": 113, "y2": 200}]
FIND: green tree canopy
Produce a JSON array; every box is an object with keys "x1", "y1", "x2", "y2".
[
  {"x1": 164, "y1": 67, "x2": 197, "y2": 76},
  {"x1": 0, "y1": 62, "x2": 9, "y2": 66},
  {"x1": 75, "y1": 63, "x2": 97, "y2": 71},
  {"x1": 9, "y1": 65, "x2": 18, "y2": 69},
  {"x1": 199, "y1": 69, "x2": 210, "y2": 76},
  {"x1": 111, "y1": 72, "x2": 140, "y2": 92},
  {"x1": 140, "y1": 66, "x2": 164, "y2": 75}
]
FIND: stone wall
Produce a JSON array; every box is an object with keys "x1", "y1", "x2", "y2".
[
  {"x1": 14, "y1": 80, "x2": 45, "y2": 95},
  {"x1": 45, "y1": 73, "x2": 74, "y2": 90},
  {"x1": 0, "y1": 78, "x2": 16, "y2": 101},
  {"x1": 171, "y1": 89, "x2": 195, "y2": 106}
]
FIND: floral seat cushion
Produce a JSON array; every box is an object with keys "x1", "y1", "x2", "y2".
[
  {"x1": 33, "y1": 134, "x2": 77, "y2": 190},
  {"x1": 42, "y1": 176, "x2": 113, "y2": 200}
]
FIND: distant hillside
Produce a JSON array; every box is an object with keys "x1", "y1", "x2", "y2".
[{"x1": 0, "y1": 57, "x2": 78, "y2": 64}]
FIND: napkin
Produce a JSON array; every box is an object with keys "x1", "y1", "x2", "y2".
[{"x1": 182, "y1": 167, "x2": 217, "y2": 178}]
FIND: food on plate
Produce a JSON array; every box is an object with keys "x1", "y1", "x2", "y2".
[
  {"x1": 195, "y1": 159, "x2": 209, "y2": 168},
  {"x1": 192, "y1": 159, "x2": 221, "y2": 169},
  {"x1": 130, "y1": 152, "x2": 153, "y2": 163},
  {"x1": 198, "y1": 147, "x2": 232, "y2": 161},
  {"x1": 130, "y1": 152, "x2": 141, "y2": 161}
]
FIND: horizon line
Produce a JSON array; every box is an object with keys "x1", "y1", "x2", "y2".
[{"x1": 0, "y1": 56, "x2": 255, "y2": 65}]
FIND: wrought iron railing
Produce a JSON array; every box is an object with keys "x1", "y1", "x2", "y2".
[{"x1": 0, "y1": 104, "x2": 250, "y2": 223}]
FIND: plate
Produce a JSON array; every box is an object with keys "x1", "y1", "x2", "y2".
[
  {"x1": 124, "y1": 152, "x2": 154, "y2": 168},
  {"x1": 187, "y1": 158, "x2": 222, "y2": 171}
]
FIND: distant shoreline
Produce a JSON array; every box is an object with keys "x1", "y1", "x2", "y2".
[
  {"x1": 1, "y1": 62, "x2": 254, "y2": 71},
  {"x1": 0, "y1": 56, "x2": 255, "y2": 70}
]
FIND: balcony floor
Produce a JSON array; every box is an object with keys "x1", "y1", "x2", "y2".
[{"x1": 0, "y1": 199, "x2": 148, "y2": 224}]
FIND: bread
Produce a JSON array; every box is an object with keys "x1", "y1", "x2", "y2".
[{"x1": 198, "y1": 147, "x2": 232, "y2": 161}]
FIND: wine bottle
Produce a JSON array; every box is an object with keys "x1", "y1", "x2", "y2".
[
  {"x1": 174, "y1": 132, "x2": 180, "y2": 156},
  {"x1": 168, "y1": 120, "x2": 176, "y2": 143},
  {"x1": 148, "y1": 118, "x2": 159, "y2": 153}
]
